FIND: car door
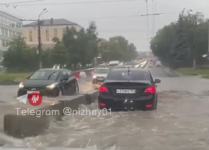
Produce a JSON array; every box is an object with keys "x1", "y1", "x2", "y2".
[
  {"x1": 66, "y1": 70, "x2": 76, "y2": 94},
  {"x1": 60, "y1": 71, "x2": 70, "y2": 95}
]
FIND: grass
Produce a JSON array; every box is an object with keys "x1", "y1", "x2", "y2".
[
  {"x1": 0, "y1": 72, "x2": 32, "y2": 83},
  {"x1": 176, "y1": 68, "x2": 209, "y2": 79}
]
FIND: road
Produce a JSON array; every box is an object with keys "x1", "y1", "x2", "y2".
[{"x1": 1, "y1": 66, "x2": 209, "y2": 150}]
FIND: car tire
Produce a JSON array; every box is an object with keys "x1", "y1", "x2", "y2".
[
  {"x1": 152, "y1": 99, "x2": 157, "y2": 110},
  {"x1": 56, "y1": 88, "x2": 63, "y2": 97}
]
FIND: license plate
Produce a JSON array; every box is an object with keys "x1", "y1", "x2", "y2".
[
  {"x1": 27, "y1": 91, "x2": 39, "y2": 94},
  {"x1": 116, "y1": 89, "x2": 136, "y2": 94}
]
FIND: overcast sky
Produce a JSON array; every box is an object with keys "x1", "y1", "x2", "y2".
[{"x1": 1, "y1": 0, "x2": 209, "y2": 51}]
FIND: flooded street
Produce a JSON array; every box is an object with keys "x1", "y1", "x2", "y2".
[{"x1": 1, "y1": 67, "x2": 209, "y2": 150}]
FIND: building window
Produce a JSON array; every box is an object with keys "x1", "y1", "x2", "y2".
[
  {"x1": 2, "y1": 40, "x2": 6, "y2": 47},
  {"x1": 5, "y1": 29, "x2": 8, "y2": 37},
  {"x1": 29, "y1": 31, "x2": 32, "y2": 41},
  {"x1": 1, "y1": 28, "x2": 4, "y2": 36},
  {"x1": 18, "y1": 22, "x2": 22, "y2": 29},
  {"x1": 0, "y1": 39, "x2": 2, "y2": 47},
  {"x1": 54, "y1": 29, "x2": 57, "y2": 37},
  {"x1": 46, "y1": 30, "x2": 49, "y2": 41},
  {"x1": 12, "y1": 22, "x2": 15, "y2": 28}
]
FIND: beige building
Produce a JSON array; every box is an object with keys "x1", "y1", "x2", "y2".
[{"x1": 23, "y1": 18, "x2": 83, "y2": 49}]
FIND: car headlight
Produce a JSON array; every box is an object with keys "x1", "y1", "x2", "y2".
[
  {"x1": 46, "y1": 83, "x2": 58, "y2": 89},
  {"x1": 19, "y1": 82, "x2": 24, "y2": 88},
  {"x1": 93, "y1": 75, "x2": 96, "y2": 78}
]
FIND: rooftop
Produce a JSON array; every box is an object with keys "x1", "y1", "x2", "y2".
[
  {"x1": 23, "y1": 18, "x2": 82, "y2": 27},
  {"x1": 0, "y1": 10, "x2": 22, "y2": 20}
]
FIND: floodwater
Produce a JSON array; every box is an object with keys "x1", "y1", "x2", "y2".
[{"x1": 1, "y1": 67, "x2": 209, "y2": 150}]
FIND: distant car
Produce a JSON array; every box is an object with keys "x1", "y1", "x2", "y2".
[
  {"x1": 148, "y1": 63, "x2": 153, "y2": 68},
  {"x1": 156, "y1": 61, "x2": 161, "y2": 67},
  {"x1": 17, "y1": 68, "x2": 79, "y2": 97},
  {"x1": 98, "y1": 68, "x2": 161, "y2": 110},
  {"x1": 124, "y1": 62, "x2": 136, "y2": 68},
  {"x1": 92, "y1": 68, "x2": 110, "y2": 85},
  {"x1": 109, "y1": 61, "x2": 120, "y2": 67}
]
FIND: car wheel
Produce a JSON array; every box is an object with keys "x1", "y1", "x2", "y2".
[
  {"x1": 58, "y1": 89, "x2": 63, "y2": 96},
  {"x1": 152, "y1": 99, "x2": 157, "y2": 110},
  {"x1": 54, "y1": 88, "x2": 63, "y2": 97}
]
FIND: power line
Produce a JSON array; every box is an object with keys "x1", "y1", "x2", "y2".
[
  {"x1": 0, "y1": 0, "x2": 45, "y2": 7},
  {"x1": 4, "y1": 0, "x2": 143, "y2": 6},
  {"x1": 7, "y1": 0, "x2": 45, "y2": 4}
]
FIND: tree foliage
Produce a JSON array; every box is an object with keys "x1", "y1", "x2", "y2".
[
  {"x1": 150, "y1": 10, "x2": 208, "y2": 68},
  {"x1": 2, "y1": 21, "x2": 138, "y2": 72},
  {"x1": 101, "y1": 36, "x2": 138, "y2": 62}
]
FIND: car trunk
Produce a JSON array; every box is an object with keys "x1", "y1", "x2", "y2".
[{"x1": 103, "y1": 81, "x2": 150, "y2": 98}]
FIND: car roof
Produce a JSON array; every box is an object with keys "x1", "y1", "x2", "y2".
[
  {"x1": 110, "y1": 68, "x2": 149, "y2": 73},
  {"x1": 38, "y1": 68, "x2": 67, "y2": 71},
  {"x1": 96, "y1": 67, "x2": 109, "y2": 69}
]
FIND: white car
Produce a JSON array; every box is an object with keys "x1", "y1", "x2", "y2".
[
  {"x1": 92, "y1": 68, "x2": 110, "y2": 84},
  {"x1": 156, "y1": 61, "x2": 161, "y2": 67}
]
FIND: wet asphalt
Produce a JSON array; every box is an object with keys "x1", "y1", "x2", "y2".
[{"x1": 1, "y1": 66, "x2": 209, "y2": 150}]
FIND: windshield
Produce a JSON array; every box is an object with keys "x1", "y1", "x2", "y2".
[
  {"x1": 95, "y1": 68, "x2": 109, "y2": 74},
  {"x1": 28, "y1": 70, "x2": 59, "y2": 80},
  {"x1": 106, "y1": 70, "x2": 150, "y2": 80},
  {"x1": 109, "y1": 64, "x2": 118, "y2": 67}
]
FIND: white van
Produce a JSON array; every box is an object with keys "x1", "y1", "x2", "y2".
[{"x1": 109, "y1": 61, "x2": 119, "y2": 67}]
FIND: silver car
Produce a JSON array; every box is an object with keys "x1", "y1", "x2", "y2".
[{"x1": 92, "y1": 68, "x2": 110, "y2": 84}]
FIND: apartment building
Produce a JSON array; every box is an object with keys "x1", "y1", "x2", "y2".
[
  {"x1": 23, "y1": 18, "x2": 83, "y2": 49},
  {"x1": 0, "y1": 11, "x2": 22, "y2": 61}
]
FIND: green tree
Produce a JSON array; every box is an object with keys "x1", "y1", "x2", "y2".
[
  {"x1": 150, "y1": 10, "x2": 208, "y2": 68},
  {"x1": 51, "y1": 37, "x2": 67, "y2": 67},
  {"x1": 170, "y1": 13, "x2": 190, "y2": 68},
  {"x1": 2, "y1": 37, "x2": 39, "y2": 72}
]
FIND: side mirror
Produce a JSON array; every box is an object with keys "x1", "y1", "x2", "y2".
[{"x1": 154, "y1": 79, "x2": 161, "y2": 83}]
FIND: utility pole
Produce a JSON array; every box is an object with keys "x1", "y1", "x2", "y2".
[
  {"x1": 21, "y1": 9, "x2": 47, "y2": 69},
  {"x1": 37, "y1": 8, "x2": 48, "y2": 69},
  {"x1": 145, "y1": 0, "x2": 149, "y2": 40},
  {"x1": 37, "y1": 19, "x2": 42, "y2": 69}
]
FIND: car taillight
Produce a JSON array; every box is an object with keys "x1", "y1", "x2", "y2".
[
  {"x1": 144, "y1": 86, "x2": 155, "y2": 93},
  {"x1": 100, "y1": 103, "x2": 106, "y2": 106},
  {"x1": 99, "y1": 86, "x2": 108, "y2": 92}
]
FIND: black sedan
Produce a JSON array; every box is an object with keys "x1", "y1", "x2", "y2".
[
  {"x1": 17, "y1": 68, "x2": 79, "y2": 97},
  {"x1": 98, "y1": 68, "x2": 161, "y2": 110}
]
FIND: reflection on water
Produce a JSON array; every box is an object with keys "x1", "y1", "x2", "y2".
[{"x1": 1, "y1": 71, "x2": 209, "y2": 149}]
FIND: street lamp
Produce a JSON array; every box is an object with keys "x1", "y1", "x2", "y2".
[{"x1": 37, "y1": 8, "x2": 48, "y2": 69}]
